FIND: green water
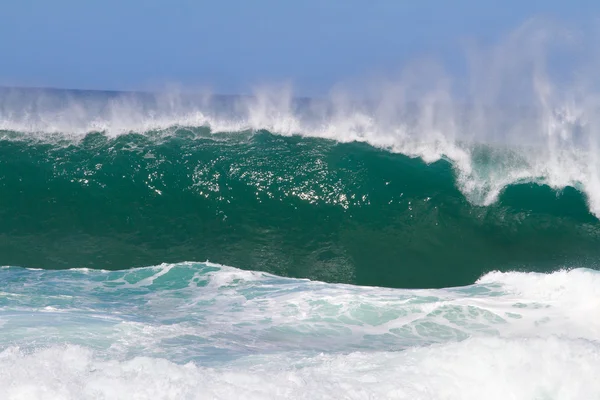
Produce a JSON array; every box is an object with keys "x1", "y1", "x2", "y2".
[{"x1": 1, "y1": 128, "x2": 598, "y2": 288}]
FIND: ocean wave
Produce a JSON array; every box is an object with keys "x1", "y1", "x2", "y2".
[
  {"x1": 3, "y1": 21, "x2": 600, "y2": 285},
  {"x1": 1, "y1": 128, "x2": 599, "y2": 286},
  {"x1": 1, "y1": 83, "x2": 599, "y2": 219},
  {"x1": 3, "y1": 21, "x2": 600, "y2": 220}
]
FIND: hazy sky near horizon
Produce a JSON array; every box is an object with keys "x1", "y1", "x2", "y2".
[{"x1": 1, "y1": 0, "x2": 598, "y2": 95}]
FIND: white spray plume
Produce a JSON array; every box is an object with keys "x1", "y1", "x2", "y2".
[{"x1": 2, "y1": 18, "x2": 600, "y2": 215}]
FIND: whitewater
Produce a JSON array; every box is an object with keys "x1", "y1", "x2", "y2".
[{"x1": 1, "y1": 263, "x2": 599, "y2": 399}]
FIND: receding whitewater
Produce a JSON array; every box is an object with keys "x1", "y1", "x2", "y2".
[
  {"x1": 2, "y1": 86, "x2": 600, "y2": 399},
  {"x1": 1, "y1": 262, "x2": 600, "y2": 399}
]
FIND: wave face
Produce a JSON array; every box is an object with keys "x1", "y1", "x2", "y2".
[
  {"x1": 4, "y1": 60, "x2": 600, "y2": 289},
  {"x1": 1, "y1": 126, "x2": 599, "y2": 288},
  {"x1": 1, "y1": 263, "x2": 599, "y2": 399}
]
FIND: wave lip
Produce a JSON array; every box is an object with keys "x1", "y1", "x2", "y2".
[{"x1": 2, "y1": 82, "x2": 600, "y2": 217}]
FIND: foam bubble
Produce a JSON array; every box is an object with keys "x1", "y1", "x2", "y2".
[{"x1": 476, "y1": 268, "x2": 600, "y2": 338}]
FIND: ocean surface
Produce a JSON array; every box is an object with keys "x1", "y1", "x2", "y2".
[{"x1": 1, "y1": 86, "x2": 600, "y2": 399}]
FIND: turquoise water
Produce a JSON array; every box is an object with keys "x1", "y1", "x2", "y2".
[
  {"x1": 1, "y1": 263, "x2": 599, "y2": 398},
  {"x1": 1, "y1": 129, "x2": 599, "y2": 288}
]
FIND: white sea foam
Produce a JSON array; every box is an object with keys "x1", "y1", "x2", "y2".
[
  {"x1": 0, "y1": 263, "x2": 599, "y2": 398},
  {"x1": 0, "y1": 263, "x2": 598, "y2": 350},
  {"x1": 1, "y1": 336, "x2": 599, "y2": 400}
]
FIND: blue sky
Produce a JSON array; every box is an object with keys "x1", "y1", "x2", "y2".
[{"x1": 0, "y1": 0, "x2": 597, "y2": 95}]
